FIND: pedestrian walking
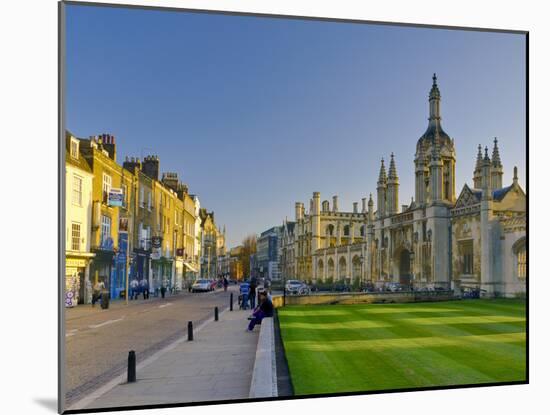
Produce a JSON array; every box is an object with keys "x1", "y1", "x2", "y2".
[
  {"x1": 140, "y1": 277, "x2": 149, "y2": 299},
  {"x1": 223, "y1": 276, "x2": 229, "y2": 292},
  {"x1": 249, "y1": 278, "x2": 257, "y2": 309},
  {"x1": 91, "y1": 279, "x2": 105, "y2": 307},
  {"x1": 160, "y1": 278, "x2": 168, "y2": 299},
  {"x1": 130, "y1": 278, "x2": 139, "y2": 300}
]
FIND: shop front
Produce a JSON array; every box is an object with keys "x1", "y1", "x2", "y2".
[
  {"x1": 183, "y1": 260, "x2": 199, "y2": 287},
  {"x1": 90, "y1": 248, "x2": 115, "y2": 298},
  {"x1": 151, "y1": 257, "x2": 173, "y2": 294},
  {"x1": 131, "y1": 248, "x2": 151, "y2": 283},
  {"x1": 65, "y1": 254, "x2": 94, "y2": 307},
  {"x1": 111, "y1": 231, "x2": 129, "y2": 300}
]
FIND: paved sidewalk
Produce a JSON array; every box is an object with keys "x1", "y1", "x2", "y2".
[{"x1": 83, "y1": 309, "x2": 259, "y2": 410}]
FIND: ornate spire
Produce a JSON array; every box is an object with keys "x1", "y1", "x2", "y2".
[
  {"x1": 492, "y1": 137, "x2": 502, "y2": 167},
  {"x1": 388, "y1": 153, "x2": 398, "y2": 180},
  {"x1": 377, "y1": 158, "x2": 387, "y2": 184},
  {"x1": 429, "y1": 73, "x2": 441, "y2": 121},
  {"x1": 430, "y1": 73, "x2": 440, "y2": 98},
  {"x1": 513, "y1": 166, "x2": 518, "y2": 185},
  {"x1": 368, "y1": 193, "x2": 373, "y2": 207},
  {"x1": 476, "y1": 144, "x2": 483, "y2": 169}
]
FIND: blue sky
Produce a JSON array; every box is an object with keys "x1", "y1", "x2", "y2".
[{"x1": 66, "y1": 4, "x2": 526, "y2": 248}]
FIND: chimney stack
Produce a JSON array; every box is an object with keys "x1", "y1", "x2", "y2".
[
  {"x1": 142, "y1": 155, "x2": 160, "y2": 181},
  {"x1": 332, "y1": 196, "x2": 339, "y2": 212}
]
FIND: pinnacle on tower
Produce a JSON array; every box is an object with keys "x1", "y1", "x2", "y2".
[
  {"x1": 368, "y1": 193, "x2": 374, "y2": 206},
  {"x1": 492, "y1": 137, "x2": 502, "y2": 167},
  {"x1": 429, "y1": 73, "x2": 441, "y2": 100},
  {"x1": 513, "y1": 166, "x2": 518, "y2": 184},
  {"x1": 484, "y1": 146, "x2": 490, "y2": 162},
  {"x1": 378, "y1": 158, "x2": 387, "y2": 184},
  {"x1": 476, "y1": 144, "x2": 483, "y2": 169},
  {"x1": 388, "y1": 152, "x2": 398, "y2": 179}
]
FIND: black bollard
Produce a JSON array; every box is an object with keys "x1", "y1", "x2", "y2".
[
  {"x1": 188, "y1": 321, "x2": 193, "y2": 341},
  {"x1": 230, "y1": 292, "x2": 233, "y2": 311},
  {"x1": 127, "y1": 350, "x2": 136, "y2": 383},
  {"x1": 215, "y1": 306, "x2": 219, "y2": 321}
]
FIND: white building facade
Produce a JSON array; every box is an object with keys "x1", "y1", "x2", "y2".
[{"x1": 65, "y1": 135, "x2": 95, "y2": 306}]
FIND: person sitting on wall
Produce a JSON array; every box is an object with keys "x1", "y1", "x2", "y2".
[{"x1": 246, "y1": 291, "x2": 274, "y2": 332}]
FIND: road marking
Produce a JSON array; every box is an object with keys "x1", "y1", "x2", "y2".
[
  {"x1": 158, "y1": 303, "x2": 173, "y2": 309},
  {"x1": 88, "y1": 318, "x2": 124, "y2": 329}
]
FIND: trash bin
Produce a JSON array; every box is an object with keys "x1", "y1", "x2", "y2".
[{"x1": 100, "y1": 290, "x2": 110, "y2": 309}]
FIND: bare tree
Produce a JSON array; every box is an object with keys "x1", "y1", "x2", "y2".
[{"x1": 240, "y1": 234, "x2": 257, "y2": 277}]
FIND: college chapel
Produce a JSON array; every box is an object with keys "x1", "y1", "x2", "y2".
[{"x1": 280, "y1": 75, "x2": 526, "y2": 297}]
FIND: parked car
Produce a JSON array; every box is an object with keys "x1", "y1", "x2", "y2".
[
  {"x1": 387, "y1": 282, "x2": 405, "y2": 292},
  {"x1": 191, "y1": 279, "x2": 211, "y2": 293},
  {"x1": 285, "y1": 280, "x2": 310, "y2": 295}
]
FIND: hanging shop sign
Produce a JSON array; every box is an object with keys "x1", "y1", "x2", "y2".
[{"x1": 108, "y1": 188, "x2": 124, "y2": 207}]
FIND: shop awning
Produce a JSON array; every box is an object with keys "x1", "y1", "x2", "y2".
[{"x1": 183, "y1": 261, "x2": 198, "y2": 272}]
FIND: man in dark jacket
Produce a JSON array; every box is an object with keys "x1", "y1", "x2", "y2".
[
  {"x1": 247, "y1": 291, "x2": 273, "y2": 331},
  {"x1": 249, "y1": 278, "x2": 257, "y2": 309}
]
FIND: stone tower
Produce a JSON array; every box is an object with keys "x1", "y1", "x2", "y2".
[{"x1": 415, "y1": 74, "x2": 456, "y2": 205}]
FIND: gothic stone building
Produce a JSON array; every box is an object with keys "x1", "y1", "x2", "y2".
[{"x1": 280, "y1": 75, "x2": 526, "y2": 297}]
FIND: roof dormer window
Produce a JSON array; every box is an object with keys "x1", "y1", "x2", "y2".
[{"x1": 70, "y1": 138, "x2": 79, "y2": 159}]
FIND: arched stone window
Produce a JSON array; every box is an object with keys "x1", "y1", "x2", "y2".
[
  {"x1": 327, "y1": 258, "x2": 335, "y2": 280},
  {"x1": 317, "y1": 259, "x2": 324, "y2": 280},
  {"x1": 339, "y1": 257, "x2": 347, "y2": 280},
  {"x1": 326, "y1": 224, "x2": 334, "y2": 236},
  {"x1": 513, "y1": 237, "x2": 526, "y2": 279},
  {"x1": 360, "y1": 225, "x2": 366, "y2": 237},
  {"x1": 352, "y1": 255, "x2": 362, "y2": 279},
  {"x1": 343, "y1": 225, "x2": 350, "y2": 236}
]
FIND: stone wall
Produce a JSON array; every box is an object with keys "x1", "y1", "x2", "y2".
[{"x1": 271, "y1": 291, "x2": 455, "y2": 307}]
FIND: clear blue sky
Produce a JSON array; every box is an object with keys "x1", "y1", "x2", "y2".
[{"x1": 65, "y1": 4, "x2": 526, "y2": 248}]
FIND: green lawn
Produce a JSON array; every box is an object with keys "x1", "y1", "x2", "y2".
[{"x1": 278, "y1": 300, "x2": 526, "y2": 395}]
